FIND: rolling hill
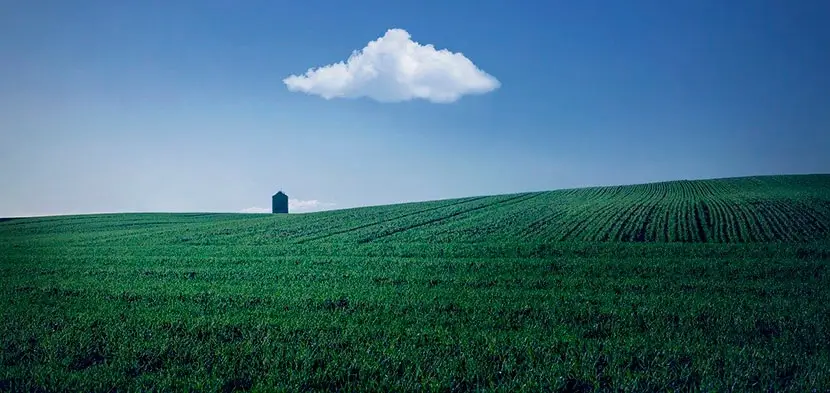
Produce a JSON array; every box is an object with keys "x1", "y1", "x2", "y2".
[
  {"x1": 3, "y1": 174, "x2": 829, "y2": 246},
  {"x1": 2, "y1": 174, "x2": 829, "y2": 392}
]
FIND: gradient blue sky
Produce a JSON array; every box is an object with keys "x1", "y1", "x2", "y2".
[{"x1": 2, "y1": 0, "x2": 828, "y2": 216}]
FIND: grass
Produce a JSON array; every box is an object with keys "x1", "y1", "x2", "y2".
[{"x1": 2, "y1": 174, "x2": 830, "y2": 392}]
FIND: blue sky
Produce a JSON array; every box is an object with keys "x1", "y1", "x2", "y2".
[{"x1": 1, "y1": 0, "x2": 828, "y2": 216}]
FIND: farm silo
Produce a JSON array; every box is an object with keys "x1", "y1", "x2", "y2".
[{"x1": 272, "y1": 191, "x2": 289, "y2": 214}]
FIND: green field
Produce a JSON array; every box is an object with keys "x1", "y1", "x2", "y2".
[{"x1": 2, "y1": 174, "x2": 830, "y2": 392}]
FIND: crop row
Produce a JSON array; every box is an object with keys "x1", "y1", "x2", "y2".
[{"x1": 2, "y1": 175, "x2": 829, "y2": 245}]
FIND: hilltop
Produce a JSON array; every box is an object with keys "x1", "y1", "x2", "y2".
[{"x1": 3, "y1": 174, "x2": 829, "y2": 246}]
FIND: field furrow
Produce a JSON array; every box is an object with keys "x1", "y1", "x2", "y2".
[
  {"x1": 558, "y1": 199, "x2": 624, "y2": 241},
  {"x1": 356, "y1": 193, "x2": 540, "y2": 243},
  {"x1": 294, "y1": 196, "x2": 489, "y2": 244}
]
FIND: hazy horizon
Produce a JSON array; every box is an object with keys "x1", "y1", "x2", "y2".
[
  {"x1": 4, "y1": 172, "x2": 828, "y2": 219},
  {"x1": 2, "y1": 1, "x2": 829, "y2": 217}
]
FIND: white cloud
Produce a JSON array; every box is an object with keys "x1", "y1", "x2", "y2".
[
  {"x1": 289, "y1": 199, "x2": 336, "y2": 213},
  {"x1": 240, "y1": 207, "x2": 270, "y2": 214},
  {"x1": 240, "y1": 200, "x2": 336, "y2": 214},
  {"x1": 283, "y1": 28, "x2": 500, "y2": 103}
]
